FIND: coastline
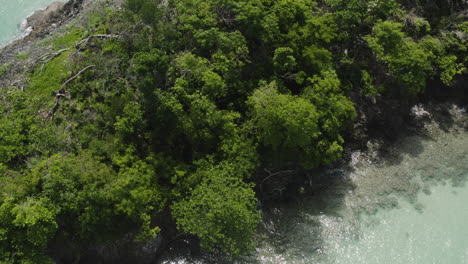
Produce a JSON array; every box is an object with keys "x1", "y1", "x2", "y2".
[
  {"x1": 0, "y1": 0, "x2": 87, "y2": 92},
  {"x1": 24, "y1": 1, "x2": 66, "y2": 30},
  {"x1": 0, "y1": 1, "x2": 67, "y2": 49},
  {"x1": 0, "y1": 0, "x2": 84, "y2": 62}
]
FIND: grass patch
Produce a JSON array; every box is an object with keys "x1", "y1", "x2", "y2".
[
  {"x1": 28, "y1": 28, "x2": 86, "y2": 100},
  {"x1": 53, "y1": 28, "x2": 85, "y2": 47},
  {"x1": 16, "y1": 53, "x2": 29, "y2": 60},
  {"x1": 29, "y1": 51, "x2": 71, "y2": 98}
]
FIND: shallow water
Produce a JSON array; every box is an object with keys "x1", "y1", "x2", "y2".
[
  {"x1": 252, "y1": 128, "x2": 468, "y2": 264},
  {"x1": 327, "y1": 183, "x2": 468, "y2": 264},
  {"x1": 165, "y1": 120, "x2": 468, "y2": 264},
  {"x1": 0, "y1": 0, "x2": 65, "y2": 47}
]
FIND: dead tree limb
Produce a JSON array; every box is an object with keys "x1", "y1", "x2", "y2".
[
  {"x1": 0, "y1": 90, "x2": 16, "y2": 98},
  {"x1": 32, "y1": 48, "x2": 70, "y2": 73},
  {"x1": 34, "y1": 48, "x2": 70, "y2": 64},
  {"x1": 216, "y1": 8, "x2": 237, "y2": 26},
  {"x1": 268, "y1": 186, "x2": 287, "y2": 198},
  {"x1": 259, "y1": 168, "x2": 294, "y2": 194},
  {"x1": 280, "y1": 73, "x2": 297, "y2": 82},
  {"x1": 75, "y1": 34, "x2": 120, "y2": 50},
  {"x1": 59, "y1": 65, "x2": 94, "y2": 92},
  {"x1": 47, "y1": 65, "x2": 95, "y2": 120}
]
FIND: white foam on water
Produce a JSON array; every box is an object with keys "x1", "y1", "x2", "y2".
[{"x1": 0, "y1": 0, "x2": 65, "y2": 47}]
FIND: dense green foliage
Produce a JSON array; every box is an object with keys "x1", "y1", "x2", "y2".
[{"x1": 0, "y1": 0, "x2": 466, "y2": 262}]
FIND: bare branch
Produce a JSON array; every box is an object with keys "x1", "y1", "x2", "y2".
[
  {"x1": 259, "y1": 169, "x2": 294, "y2": 194},
  {"x1": 32, "y1": 48, "x2": 70, "y2": 73},
  {"x1": 47, "y1": 65, "x2": 95, "y2": 120},
  {"x1": 75, "y1": 34, "x2": 120, "y2": 50},
  {"x1": 216, "y1": 8, "x2": 237, "y2": 26},
  {"x1": 59, "y1": 65, "x2": 94, "y2": 92},
  {"x1": 267, "y1": 187, "x2": 286, "y2": 198},
  {"x1": 34, "y1": 48, "x2": 70, "y2": 63},
  {"x1": 280, "y1": 74, "x2": 297, "y2": 81},
  {"x1": 0, "y1": 90, "x2": 15, "y2": 98}
]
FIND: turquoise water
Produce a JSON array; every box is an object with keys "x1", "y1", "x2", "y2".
[
  {"x1": 250, "y1": 128, "x2": 468, "y2": 264},
  {"x1": 165, "y1": 119, "x2": 468, "y2": 263},
  {"x1": 328, "y1": 183, "x2": 468, "y2": 264},
  {"x1": 0, "y1": 0, "x2": 65, "y2": 46}
]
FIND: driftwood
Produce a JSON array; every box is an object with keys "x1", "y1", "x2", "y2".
[{"x1": 47, "y1": 65, "x2": 95, "y2": 120}]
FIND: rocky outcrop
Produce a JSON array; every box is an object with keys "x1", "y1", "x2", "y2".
[
  {"x1": 24, "y1": 0, "x2": 87, "y2": 41},
  {"x1": 0, "y1": 0, "x2": 87, "y2": 55},
  {"x1": 25, "y1": 2, "x2": 66, "y2": 30}
]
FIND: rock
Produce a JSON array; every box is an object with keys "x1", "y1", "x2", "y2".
[
  {"x1": 25, "y1": 2, "x2": 66, "y2": 29},
  {"x1": 448, "y1": 104, "x2": 467, "y2": 123},
  {"x1": 410, "y1": 104, "x2": 432, "y2": 120}
]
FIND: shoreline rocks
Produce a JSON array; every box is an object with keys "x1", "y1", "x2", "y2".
[
  {"x1": 25, "y1": 2, "x2": 66, "y2": 30},
  {"x1": 0, "y1": 0, "x2": 85, "y2": 60},
  {"x1": 0, "y1": 0, "x2": 87, "y2": 92}
]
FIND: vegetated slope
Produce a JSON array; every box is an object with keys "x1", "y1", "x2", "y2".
[{"x1": 0, "y1": 0, "x2": 466, "y2": 262}]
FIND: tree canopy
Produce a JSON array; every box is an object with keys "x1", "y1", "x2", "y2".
[{"x1": 0, "y1": 0, "x2": 466, "y2": 261}]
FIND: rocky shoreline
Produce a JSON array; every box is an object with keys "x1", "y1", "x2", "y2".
[
  {"x1": 24, "y1": 2, "x2": 66, "y2": 31},
  {"x1": 0, "y1": 0, "x2": 86, "y2": 63},
  {"x1": 0, "y1": 0, "x2": 91, "y2": 93}
]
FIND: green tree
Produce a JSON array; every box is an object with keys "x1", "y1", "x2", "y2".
[
  {"x1": 172, "y1": 160, "x2": 260, "y2": 255},
  {"x1": 366, "y1": 21, "x2": 434, "y2": 95}
]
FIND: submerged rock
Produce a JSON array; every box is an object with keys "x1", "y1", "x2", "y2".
[{"x1": 410, "y1": 104, "x2": 432, "y2": 120}]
